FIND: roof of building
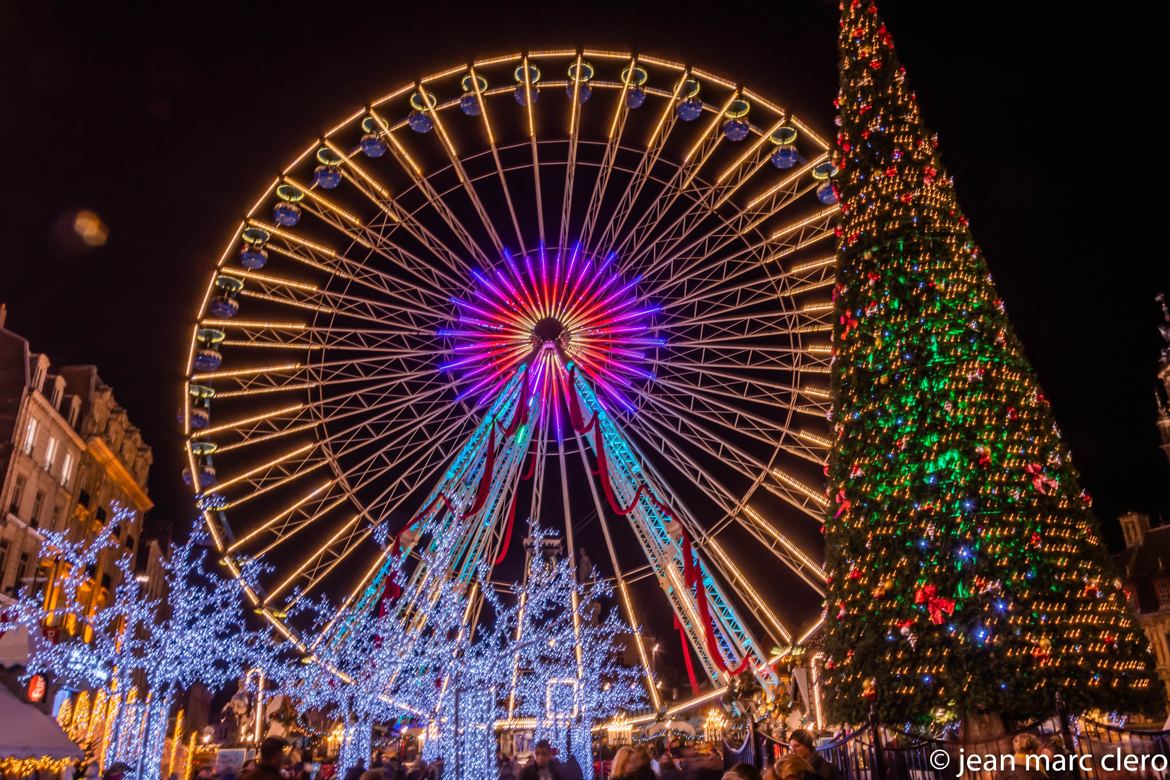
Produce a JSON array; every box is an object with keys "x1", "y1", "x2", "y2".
[{"x1": 1117, "y1": 524, "x2": 1170, "y2": 579}]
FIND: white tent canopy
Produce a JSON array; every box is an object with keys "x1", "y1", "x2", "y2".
[
  {"x1": 645, "y1": 719, "x2": 696, "y2": 736},
  {"x1": 0, "y1": 683, "x2": 82, "y2": 760}
]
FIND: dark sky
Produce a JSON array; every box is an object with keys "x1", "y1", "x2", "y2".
[{"x1": 0, "y1": 0, "x2": 1166, "y2": 558}]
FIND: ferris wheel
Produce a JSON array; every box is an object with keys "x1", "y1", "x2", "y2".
[{"x1": 182, "y1": 49, "x2": 838, "y2": 711}]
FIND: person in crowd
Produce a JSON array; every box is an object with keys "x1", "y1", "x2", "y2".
[
  {"x1": 722, "y1": 763, "x2": 761, "y2": 780},
  {"x1": 498, "y1": 752, "x2": 517, "y2": 780},
  {"x1": 342, "y1": 759, "x2": 367, "y2": 780},
  {"x1": 241, "y1": 738, "x2": 288, "y2": 780},
  {"x1": 771, "y1": 749, "x2": 813, "y2": 780},
  {"x1": 657, "y1": 751, "x2": 683, "y2": 780},
  {"x1": 787, "y1": 730, "x2": 842, "y2": 780},
  {"x1": 359, "y1": 770, "x2": 389, "y2": 780},
  {"x1": 996, "y1": 733, "x2": 1045, "y2": 780},
  {"x1": 679, "y1": 749, "x2": 722, "y2": 780},
  {"x1": 610, "y1": 747, "x2": 634, "y2": 780},
  {"x1": 372, "y1": 754, "x2": 385, "y2": 770},
  {"x1": 519, "y1": 740, "x2": 562, "y2": 780},
  {"x1": 102, "y1": 763, "x2": 132, "y2": 780},
  {"x1": 561, "y1": 753, "x2": 585, "y2": 780},
  {"x1": 385, "y1": 758, "x2": 406, "y2": 780},
  {"x1": 1038, "y1": 736, "x2": 1072, "y2": 780},
  {"x1": 617, "y1": 748, "x2": 655, "y2": 780},
  {"x1": 406, "y1": 759, "x2": 428, "y2": 780}
]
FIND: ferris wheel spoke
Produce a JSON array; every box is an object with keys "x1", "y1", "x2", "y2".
[
  {"x1": 614, "y1": 90, "x2": 739, "y2": 262},
  {"x1": 624, "y1": 419, "x2": 826, "y2": 595},
  {"x1": 519, "y1": 55, "x2": 546, "y2": 246},
  {"x1": 226, "y1": 481, "x2": 339, "y2": 554},
  {"x1": 253, "y1": 406, "x2": 464, "y2": 549},
  {"x1": 284, "y1": 525, "x2": 375, "y2": 608},
  {"x1": 237, "y1": 404, "x2": 468, "y2": 569},
  {"x1": 280, "y1": 171, "x2": 456, "y2": 295},
  {"x1": 246, "y1": 218, "x2": 456, "y2": 309},
  {"x1": 226, "y1": 266, "x2": 449, "y2": 325},
  {"x1": 654, "y1": 381, "x2": 826, "y2": 466},
  {"x1": 648, "y1": 372, "x2": 821, "y2": 459},
  {"x1": 265, "y1": 515, "x2": 371, "y2": 604},
  {"x1": 466, "y1": 65, "x2": 526, "y2": 253},
  {"x1": 647, "y1": 204, "x2": 836, "y2": 308},
  {"x1": 626, "y1": 397, "x2": 827, "y2": 521},
  {"x1": 655, "y1": 356, "x2": 830, "y2": 429},
  {"x1": 623, "y1": 117, "x2": 784, "y2": 277},
  {"x1": 577, "y1": 56, "x2": 637, "y2": 252},
  {"x1": 569, "y1": 428, "x2": 663, "y2": 709},
  {"x1": 638, "y1": 171, "x2": 829, "y2": 300},
  {"x1": 675, "y1": 154, "x2": 826, "y2": 272},
  {"x1": 556, "y1": 52, "x2": 586, "y2": 252},
  {"x1": 202, "y1": 371, "x2": 445, "y2": 456},
  {"x1": 418, "y1": 89, "x2": 507, "y2": 257},
  {"x1": 316, "y1": 140, "x2": 476, "y2": 294},
  {"x1": 362, "y1": 112, "x2": 489, "y2": 270},
  {"x1": 614, "y1": 428, "x2": 802, "y2": 644},
  {"x1": 594, "y1": 69, "x2": 690, "y2": 261},
  {"x1": 630, "y1": 380, "x2": 790, "y2": 455}
]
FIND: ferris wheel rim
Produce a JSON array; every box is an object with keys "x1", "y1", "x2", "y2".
[{"x1": 181, "y1": 48, "x2": 837, "y2": 683}]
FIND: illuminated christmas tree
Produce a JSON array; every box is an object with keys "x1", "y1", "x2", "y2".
[
  {"x1": 822, "y1": 0, "x2": 1160, "y2": 724},
  {"x1": 508, "y1": 527, "x2": 644, "y2": 779}
]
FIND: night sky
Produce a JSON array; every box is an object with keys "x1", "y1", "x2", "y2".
[{"x1": 0, "y1": 0, "x2": 1165, "y2": 560}]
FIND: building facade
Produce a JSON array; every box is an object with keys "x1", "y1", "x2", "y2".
[
  {"x1": 1115, "y1": 297, "x2": 1170, "y2": 702},
  {"x1": 0, "y1": 305, "x2": 152, "y2": 638},
  {"x1": 1117, "y1": 512, "x2": 1170, "y2": 700},
  {"x1": 0, "y1": 314, "x2": 87, "y2": 601}
]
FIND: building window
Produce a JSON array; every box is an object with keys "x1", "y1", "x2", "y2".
[
  {"x1": 30, "y1": 491, "x2": 45, "y2": 528},
  {"x1": 22, "y1": 418, "x2": 37, "y2": 455},
  {"x1": 61, "y1": 452, "x2": 74, "y2": 488},
  {"x1": 1156, "y1": 578, "x2": 1170, "y2": 609},
  {"x1": 16, "y1": 552, "x2": 31, "y2": 593},
  {"x1": 8, "y1": 474, "x2": 26, "y2": 515},
  {"x1": 43, "y1": 436, "x2": 58, "y2": 472},
  {"x1": 0, "y1": 539, "x2": 10, "y2": 590}
]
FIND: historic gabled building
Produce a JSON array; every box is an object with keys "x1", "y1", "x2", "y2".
[
  {"x1": 1114, "y1": 296, "x2": 1170, "y2": 701},
  {"x1": 0, "y1": 304, "x2": 152, "y2": 633},
  {"x1": 0, "y1": 309, "x2": 87, "y2": 600},
  {"x1": 1116, "y1": 512, "x2": 1170, "y2": 699}
]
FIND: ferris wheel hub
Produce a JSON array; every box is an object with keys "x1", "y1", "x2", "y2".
[{"x1": 532, "y1": 316, "x2": 565, "y2": 344}]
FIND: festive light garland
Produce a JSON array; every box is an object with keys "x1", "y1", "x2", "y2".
[
  {"x1": 4, "y1": 503, "x2": 281, "y2": 779},
  {"x1": 822, "y1": 0, "x2": 1160, "y2": 723},
  {"x1": 507, "y1": 526, "x2": 645, "y2": 780}
]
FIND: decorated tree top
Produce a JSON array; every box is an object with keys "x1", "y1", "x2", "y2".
[{"x1": 823, "y1": 0, "x2": 1160, "y2": 723}]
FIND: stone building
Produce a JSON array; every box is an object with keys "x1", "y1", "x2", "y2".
[
  {"x1": 0, "y1": 311, "x2": 87, "y2": 600},
  {"x1": 0, "y1": 304, "x2": 152, "y2": 634},
  {"x1": 1114, "y1": 297, "x2": 1170, "y2": 702}
]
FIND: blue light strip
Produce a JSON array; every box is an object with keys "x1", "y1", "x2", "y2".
[
  {"x1": 350, "y1": 368, "x2": 527, "y2": 619},
  {"x1": 572, "y1": 371, "x2": 772, "y2": 688}
]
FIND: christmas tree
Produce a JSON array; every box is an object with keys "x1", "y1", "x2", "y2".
[{"x1": 823, "y1": 0, "x2": 1160, "y2": 724}]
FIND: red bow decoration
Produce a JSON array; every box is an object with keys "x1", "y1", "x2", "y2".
[
  {"x1": 1024, "y1": 463, "x2": 1058, "y2": 495},
  {"x1": 914, "y1": 585, "x2": 955, "y2": 625},
  {"x1": 834, "y1": 489, "x2": 852, "y2": 519}
]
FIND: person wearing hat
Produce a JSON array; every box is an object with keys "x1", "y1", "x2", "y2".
[
  {"x1": 242, "y1": 737, "x2": 288, "y2": 780},
  {"x1": 786, "y1": 731, "x2": 841, "y2": 780}
]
